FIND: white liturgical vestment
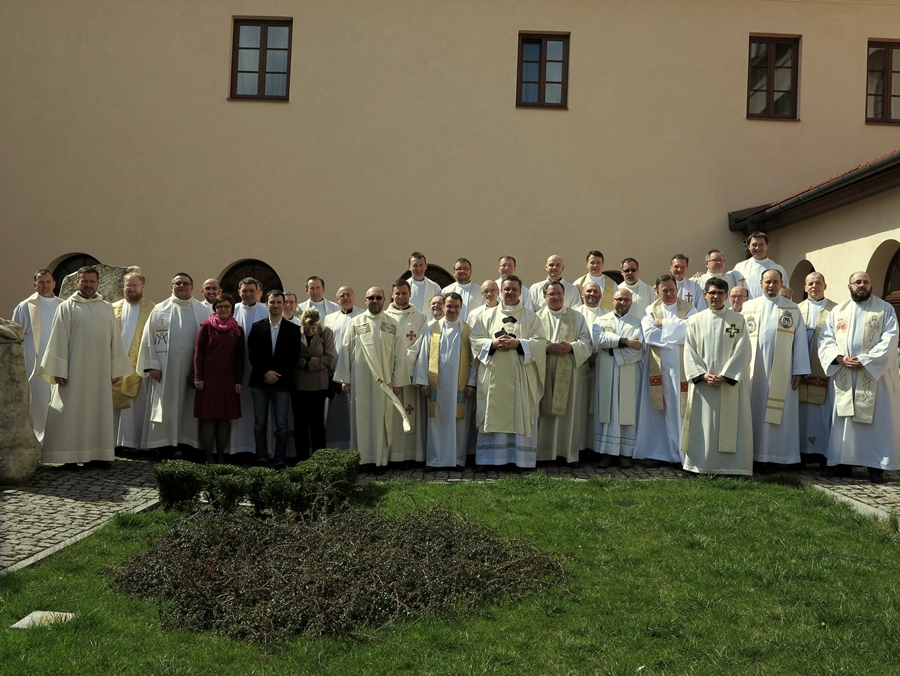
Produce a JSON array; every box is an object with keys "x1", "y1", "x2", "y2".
[
  {"x1": 324, "y1": 307, "x2": 364, "y2": 449},
  {"x1": 442, "y1": 281, "x2": 483, "y2": 322},
  {"x1": 731, "y1": 258, "x2": 788, "y2": 300},
  {"x1": 407, "y1": 277, "x2": 442, "y2": 314},
  {"x1": 229, "y1": 301, "x2": 270, "y2": 455},
  {"x1": 384, "y1": 303, "x2": 428, "y2": 462},
  {"x1": 618, "y1": 280, "x2": 656, "y2": 318}
]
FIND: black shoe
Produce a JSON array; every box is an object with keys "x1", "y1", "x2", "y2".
[
  {"x1": 88, "y1": 460, "x2": 112, "y2": 470},
  {"x1": 273, "y1": 461, "x2": 286, "y2": 471},
  {"x1": 869, "y1": 468, "x2": 886, "y2": 484},
  {"x1": 61, "y1": 463, "x2": 80, "y2": 471},
  {"x1": 567, "y1": 462, "x2": 581, "y2": 469},
  {"x1": 643, "y1": 460, "x2": 662, "y2": 469},
  {"x1": 822, "y1": 464, "x2": 852, "y2": 478},
  {"x1": 255, "y1": 458, "x2": 270, "y2": 467}
]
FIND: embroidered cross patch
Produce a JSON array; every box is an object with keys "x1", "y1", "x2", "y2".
[
  {"x1": 406, "y1": 330, "x2": 417, "y2": 342},
  {"x1": 725, "y1": 324, "x2": 739, "y2": 338},
  {"x1": 686, "y1": 292, "x2": 693, "y2": 303},
  {"x1": 405, "y1": 404, "x2": 414, "y2": 415}
]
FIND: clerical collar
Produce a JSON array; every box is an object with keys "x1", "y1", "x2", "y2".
[
  {"x1": 444, "y1": 318, "x2": 460, "y2": 326},
  {"x1": 548, "y1": 307, "x2": 565, "y2": 315},
  {"x1": 615, "y1": 311, "x2": 629, "y2": 318},
  {"x1": 78, "y1": 293, "x2": 97, "y2": 299},
  {"x1": 391, "y1": 303, "x2": 411, "y2": 311},
  {"x1": 341, "y1": 308, "x2": 354, "y2": 314},
  {"x1": 172, "y1": 296, "x2": 193, "y2": 307},
  {"x1": 501, "y1": 303, "x2": 519, "y2": 311},
  {"x1": 808, "y1": 297, "x2": 827, "y2": 307},
  {"x1": 710, "y1": 307, "x2": 727, "y2": 315}
]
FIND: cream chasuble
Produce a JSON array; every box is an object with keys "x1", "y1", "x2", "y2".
[
  {"x1": 40, "y1": 293, "x2": 133, "y2": 463},
  {"x1": 384, "y1": 303, "x2": 428, "y2": 462},
  {"x1": 471, "y1": 303, "x2": 547, "y2": 467},
  {"x1": 323, "y1": 307, "x2": 364, "y2": 449},
  {"x1": 680, "y1": 308, "x2": 753, "y2": 476},
  {"x1": 742, "y1": 295, "x2": 810, "y2": 464},
  {"x1": 536, "y1": 306, "x2": 593, "y2": 462},
  {"x1": 592, "y1": 312, "x2": 644, "y2": 457},
  {"x1": 818, "y1": 296, "x2": 900, "y2": 470},
  {"x1": 617, "y1": 280, "x2": 657, "y2": 318},
  {"x1": 333, "y1": 311, "x2": 410, "y2": 466}
]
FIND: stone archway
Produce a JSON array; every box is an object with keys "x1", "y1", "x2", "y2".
[
  {"x1": 866, "y1": 239, "x2": 900, "y2": 298},
  {"x1": 220, "y1": 259, "x2": 284, "y2": 300}
]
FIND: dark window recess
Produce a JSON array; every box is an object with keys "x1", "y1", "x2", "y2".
[
  {"x1": 867, "y1": 42, "x2": 900, "y2": 124},
  {"x1": 230, "y1": 20, "x2": 292, "y2": 100},
  {"x1": 747, "y1": 37, "x2": 799, "y2": 119},
  {"x1": 517, "y1": 34, "x2": 569, "y2": 108}
]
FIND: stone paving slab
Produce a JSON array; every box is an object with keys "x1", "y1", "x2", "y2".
[{"x1": 3, "y1": 457, "x2": 900, "y2": 574}]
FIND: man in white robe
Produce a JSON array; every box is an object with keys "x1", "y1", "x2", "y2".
[
  {"x1": 467, "y1": 280, "x2": 499, "y2": 325},
  {"x1": 680, "y1": 278, "x2": 753, "y2": 476},
  {"x1": 575, "y1": 282, "x2": 609, "y2": 453},
  {"x1": 742, "y1": 269, "x2": 810, "y2": 469},
  {"x1": 324, "y1": 285, "x2": 364, "y2": 449},
  {"x1": 229, "y1": 277, "x2": 270, "y2": 457},
  {"x1": 471, "y1": 275, "x2": 546, "y2": 467},
  {"x1": 618, "y1": 257, "x2": 656, "y2": 318},
  {"x1": 797, "y1": 272, "x2": 836, "y2": 467},
  {"x1": 729, "y1": 286, "x2": 749, "y2": 313},
  {"x1": 818, "y1": 272, "x2": 900, "y2": 482},
  {"x1": 634, "y1": 275, "x2": 697, "y2": 466},
  {"x1": 283, "y1": 293, "x2": 300, "y2": 324},
  {"x1": 442, "y1": 258, "x2": 482, "y2": 321},
  {"x1": 333, "y1": 287, "x2": 410, "y2": 466},
  {"x1": 592, "y1": 289, "x2": 644, "y2": 467},
  {"x1": 40, "y1": 266, "x2": 133, "y2": 468},
  {"x1": 406, "y1": 252, "x2": 442, "y2": 314},
  {"x1": 384, "y1": 279, "x2": 428, "y2": 463},
  {"x1": 414, "y1": 293, "x2": 477, "y2": 468},
  {"x1": 297, "y1": 276, "x2": 340, "y2": 319},
  {"x1": 696, "y1": 249, "x2": 738, "y2": 299},
  {"x1": 136, "y1": 273, "x2": 207, "y2": 452},
  {"x1": 12, "y1": 269, "x2": 62, "y2": 442},
  {"x1": 529, "y1": 255, "x2": 580, "y2": 310},
  {"x1": 670, "y1": 254, "x2": 707, "y2": 312},
  {"x1": 199, "y1": 278, "x2": 220, "y2": 312},
  {"x1": 730, "y1": 231, "x2": 788, "y2": 300},
  {"x1": 496, "y1": 255, "x2": 534, "y2": 311},
  {"x1": 536, "y1": 281, "x2": 593, "y2": 465},
  {"x1": 573, "y1": 250, "x2": 616, "y2": 312},
  {"x1": 112, "y1": 272, "x2": 155, "y2": 449},
  {"x1": 577, "y1": 283, "x2": 609, "y2": 325}
]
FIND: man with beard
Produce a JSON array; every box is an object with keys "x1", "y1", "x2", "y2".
[
  {"x1": 333, "y1": 287, "x2": 410, "y2": 466},
  {"x1": 442, "y1": 258, "x2": 482, "y2": 321},
  {"x1": 741, "y1": 269, "x2": 810, "y2": 471},
  {"x1": 618, "y1": 258, "x2": 656, "y2": 317},
  {"x1": 112, "y1": 272, "x2": 155, "y2": 449},
  {"x1": 818, "y1": 272, "x2": 900, "y2": 483},
  {"x1": 384, "y1": 279, "x2": 428, "y2": 463},
  {"x1": 324, "y1": 286, "x2": 364, "y2": 449},
  {"x1": 199, "y1": 278, "x2": 220, "y2": 312},
  {"x1": 577, "y1": 282, "x2": 608, "y2": 325}
]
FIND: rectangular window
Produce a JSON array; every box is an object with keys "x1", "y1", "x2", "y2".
[
  {"x1": 230, "y1": 19, "x2": 292, "y2": 100},
  {"x1": 747, "y1": 36, "x2": 799, "y2": 119},
  {"x1": 867, "y1": 41, "x2": 900, "y2": 124},
  {"x1": 517, "y1": 34, "x2": 569, "y2": 108}
]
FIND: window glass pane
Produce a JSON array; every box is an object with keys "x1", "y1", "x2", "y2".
[
  {"x1": 773, "y1": 91, "x2": 792, "y2": 115},
  {"x1": 749, "y1": 42, "x2": 768, "y2": 67},
  {"x1": 748, "y1": 90, "x2": 767, "y2": 114},
  {"x1": 869, "y1": 71, "x2": 885, "y2": 95},
  {"x1": 236, "y1": 72, "x2": 258, "y2": 95},
  {"x1": 869, "y1": 46, "x2": 886, "y2": 71},
  {"x1": 749, "y1": 67, "x2": 767, "y2": 90},
  {"x1": 238, "y1": 49, "x2": 259, "y2": 72},
  {"x1": 239, "y1": 25, "x2": 260, "y2": 48},
  {"x1": 523, "y1": 42, "x2": 540, "y2": 62},
  {"x1": 868, "y1": 94, "x2": 883, "y2": 119},
  {"x1": 521, "y1": 83, "x2": 539, "y2": 103},
  {"x1": 546, "y1": 40, "x2": 564, "y2": 61},
  {"x1": 265, "y1": 73, "x2": 287, "y2": 96},
  {"x1": 268, "y1": 26, "x2": 289, "y2": 49},
  {"x1": 894, "y1": 77, "x2": 900, "y2": 96},
  {"x1": 774, "y1": 67, "x2": 792, "y2": 91},
  {"x1": 893, "y1": 96, "x2": 900, "y2": 119},
  {"x1": 546, "y1": 61, "x2": 562, "y2": 83},
  {"x1": 894, "y1": 48, "x2": 900, "y2": 71},
  {"x1": 545, "y1": 82, "x2": 562, "y2": 104},
  {"x1": 267, "y1": 49, "x2": 288, "y2": 73},
  {"x1": 774, "y1": 43, "x2": 793, "y2": 67},
  {"x1": 522, "y1": 62, "x2": 539, "y2": 82}
]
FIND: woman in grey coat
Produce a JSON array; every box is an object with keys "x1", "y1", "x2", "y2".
[{"x1": 292, "y1": 308, "x2": 336, "y2": 460}]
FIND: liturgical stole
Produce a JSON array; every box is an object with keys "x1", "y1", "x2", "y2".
[
  {"x1": 798, "y1": 299, "x2": 835, "y2": 405},
  {"x1": 427, "y1": 320, "x2": 471, "y2": 419},
  {"x1": 832, "y1": 301, "x2": 884, "y2": 424},
  {"x1": 744, "y1": 302, "x2": 800, "y2": 425},
  {"x1": 647, "y1": 299, "x2": 691, "y2": 415}
]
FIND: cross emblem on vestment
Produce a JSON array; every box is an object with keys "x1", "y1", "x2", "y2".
[
  {"x1": 686, "y1": 292, "x2": 693, "y2": 302},
  {"x1": 405, "y1": 404, "x2": 414, "y2": 415},
  {"x1": 406, "y1": 331, "x2": 417, "y2": 341},
  {"x1": 725, "y1": 323, "x2": 739, "y2": 338}
]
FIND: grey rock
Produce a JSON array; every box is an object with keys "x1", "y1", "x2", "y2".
[
  {"x1": 60, "y1": 265, "x2": 141, "y2": 304},
  {"x1": 0, "y1": 318, "x2": 25, "y2": 343},
  {"x1": 0, "y1": 333, "x2": 41, "y2": 484}
]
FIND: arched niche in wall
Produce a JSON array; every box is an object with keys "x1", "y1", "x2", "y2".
[
  {"x1": 789, "y1": 260, "x2": 815, "y2": 302},
  {"x1": 866, "y1": 239, "x2": 900, "y2": 298},
  {"x1": 49, "y1": 252, "x2": 101, "y2": 296},
  {"x1": 220, "y1": 259, "x2": 284, "y2": 300}
]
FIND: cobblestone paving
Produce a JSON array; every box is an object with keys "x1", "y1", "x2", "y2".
[{"x1": 3, "y1": 457, "x2": 900, "y2": 574}]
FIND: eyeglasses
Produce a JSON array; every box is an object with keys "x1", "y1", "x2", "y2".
[
  {"x1": 454, "y1": 267, "x2": 471, "y2": 272},
  {"x1": 214, "y1": 305, "x2": 232, "y2": 311},
  {"x1": 365, "y1": 295, "x2": 384, "y2": 301},
  {"x1": 707, "y1": 258, "x2": 725, "y2": 264},
  {"x1": 622, "y1": 268, "x2": 637, "y2": 274}
]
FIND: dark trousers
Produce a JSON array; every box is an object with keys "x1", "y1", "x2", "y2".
[
  {"x1": 250, "y1": 387, "x2": 291, "y2": 464},
  {"x1": 291, "y1": 389, "x2": 328, "y2": 461}
]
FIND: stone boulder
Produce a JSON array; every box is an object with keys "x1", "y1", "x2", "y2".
[
  {"x1": 0, "y1": 318, "x2": 41, "y2": 484},
  {"x1": 59, "y1": 264, "x2": 141, "y2": 303}
]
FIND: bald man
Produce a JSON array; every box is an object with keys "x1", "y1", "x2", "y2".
[{"x1": 529, "y1": 255, "x2": 580, "y2": 310}]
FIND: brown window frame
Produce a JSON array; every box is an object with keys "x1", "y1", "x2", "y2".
[
  {"x1": 866, "y1": 40, "x2": 900, "y2": 125},
  {"x1": 230, "y1": 19, "x2": 293, "y2": 101},
  {"x1": 746, "y1": 35, "x2": 800, "y2": 120},
  {"x1": 516, "y1": 33, "x2": 570, "y2": 109}
]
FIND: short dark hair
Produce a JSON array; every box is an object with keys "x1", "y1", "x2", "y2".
[
  {"x1": 172, "y1": 272, "x2": 193, "y2": 284},
  {"x1": 704, "y1": 277, "x2": 728, "y2": 293},
  {"x1": 748, "y1": 231, "x2": 769, "y2": 244},
  {"x1": 621, "y1": 257, "x2": 639, "y2": 268},
  {"x1": 409, "y1": 252, "x2": 426, "y2": 264},
  {"x1": 454, "y1": 258, "x2": 471, "y2": 267},
  {"x1": 267, "y1": 289, "x2": 285, "y2": 302},
  {"x1": 76, "y1": 266, "x2": 99, "y2": 280},
  {"x1": 655, "y1": 273, "x2": 677, "y2": 287},
  {"x1": 586, "y1": 250, "x2": 604, "y2": 261},
  {"x1": 543, "y1": 280, "x2": 565, "y2": 296},
  {"x1": 392, "y1": 279, "x2": 411, "y2": 292},
  {"x1": 499, "y1": 255, "x2": 517, "y2": 266},
  {"x1": 239, "y1": 277, "x2": 260, "y2": 289},
  {"x1": 502, "y1": 275, "x2": 523, "y2": 291},
  {"x1": 306, "y1": 276, "x2": 325, "y2": 288},
  {"x1": 762, "y1": 268, "x2": 783, "y2": 282},
  {"x1": 671, "y1": 254, "x2": 689, "y2": 265},
  {"x1": 443, "y1": 292, "x2": 463, "y2": 304},
  {"x1": 34, "y1": 269, "x2": 52, "y2": 281},
  {"x1": 706, "y1": 249, "x2": 724, "y2": 262}
]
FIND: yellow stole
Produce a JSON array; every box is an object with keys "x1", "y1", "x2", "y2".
[
  {"x1": 832, "y1": 299, "x2": 884, "y2": 424},
  {"x1": 798, "y1": 299, "x2": 836, "y2": 405},
  {"x1": 648, "y1": 299, "x2": 691, "y2": 415},
  {"x1": 539, "y1": 308, "x2": 576, "y2": 417},
  {"x1": 744, "y1": 299, "x2": 801, "y2": 425},
  {"x1": 427, "y1": 320, "x2": 471, "y2": 418},
  {"x1": 112, "y1": 298, "x2": 154, "y2": 409}
]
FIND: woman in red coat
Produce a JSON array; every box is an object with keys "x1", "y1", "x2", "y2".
[{"x1": 194, "y1": 294, "x2": 244, "y2": 463}]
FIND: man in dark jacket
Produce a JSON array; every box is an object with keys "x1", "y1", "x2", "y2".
[{"x1": 247, "y1": 290, "x2": 301, "y2": 469}]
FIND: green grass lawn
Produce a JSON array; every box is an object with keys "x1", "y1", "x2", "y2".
[{"x1": 3, "y1": 474, "x2": 900, "y2": 675}]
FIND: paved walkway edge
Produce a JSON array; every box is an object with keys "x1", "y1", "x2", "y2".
[
  {"x1": 0, "y1": 497, "x2": 160, "y2": 577},
  {"x1": 810, "y1": 483, "x2": 891, "y2": 522}
]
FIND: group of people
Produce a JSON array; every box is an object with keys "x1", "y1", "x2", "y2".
[{"x1": 13, "y1": 232, "x2": 900, "y2": 481}]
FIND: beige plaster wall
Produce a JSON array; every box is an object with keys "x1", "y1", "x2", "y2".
[{"x1": 3, "y1": 0, "x2": 900, "y2": 312}]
